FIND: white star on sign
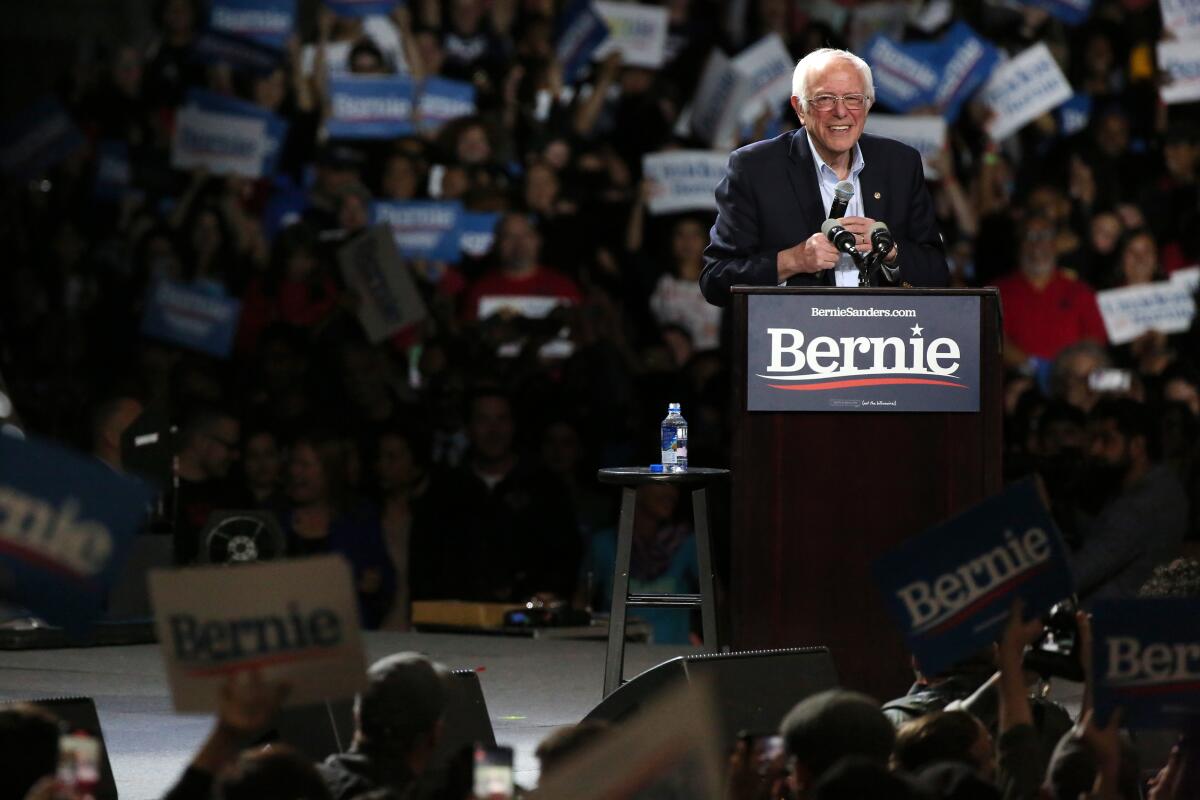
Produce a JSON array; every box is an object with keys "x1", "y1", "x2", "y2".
[{"x1": 910, "y1": 324, "x2": 924, "y2": 336}]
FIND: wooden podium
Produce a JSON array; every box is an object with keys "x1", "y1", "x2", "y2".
[{"x1": 730, "y1": 287, "x2": 1003, "y2": 699}]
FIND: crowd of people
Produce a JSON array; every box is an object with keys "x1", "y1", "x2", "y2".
[{"x1": 1, "y1": 0, "x2": 1199, "y2": 795}]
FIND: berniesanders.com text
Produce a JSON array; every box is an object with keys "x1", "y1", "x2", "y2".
[{"x1": 810, "y1": 307, "x2": 917, "y2": 318}]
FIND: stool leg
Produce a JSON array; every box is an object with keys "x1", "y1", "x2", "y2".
[
  {"x1": 692, "y1": 487, "x2": 719, "y2": 652},
  {"x1": 603, "y1": 486, "x2": 637, "y2": 697}
]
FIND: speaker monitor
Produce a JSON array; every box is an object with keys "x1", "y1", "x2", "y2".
[
  {"x1": 271, "y1": 667, "x2": 495, "y2": 766},
  {"x1": 583, "y1": 647, "x2": 838, "y2": 753},
  {"x1": 1, "y1": 696, "x2": 118, "y2": 800}
]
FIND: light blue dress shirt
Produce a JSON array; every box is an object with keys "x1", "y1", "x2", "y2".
[{"x1": 806, "y1": 133, "x2": 866, "y2": 287}]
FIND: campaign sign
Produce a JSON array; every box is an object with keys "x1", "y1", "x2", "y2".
[
  {"x1": 1097, "y1": 282, "x2": 1197, "y2": 344},
  {"x1": 593, "y1": 1, "x2": 669, "y2": 69},
  {"x1": 338, "y1": 225, "x2": 427, "y2": 343},
  {"x1": 981, "y1": 43, "x2": 1073, "y2": 141},
  {"x1": 872, "y1": 478, "x2": 1075, "y2": 677},
  {"x1": 328, "y1": 75, "x2": 416, "y2": 139},
  {"x1": 1171, "y1": 265, "x2": 1200, "y2": 295},
  {"x1": 1057, "y1": 93, "x2": 1091, "y2": 136},
  {"x1": 141, "y1": 280, "x2": 243, "y2": 358},
  {"x1": 373, "y1": 200, "x2": 463, "y2": 262},
  {"x1": 0, "y1": 435, "x2": 154, "y2": 633},
  {"x1": 209, "y1": 0, "x2": 295, "y2": 50},
  {"x1": 930, "y1": 22, "x2": 1001, "y2": 123},
  {"x1": 0, "y1": 97, "x2": 85, "y2": 179},
  {"x1": 192, "y1": 28, "x2": 284, "y2": 74},
  {"x1": 556, "y1": 0, "x2": 609, "y2": 83},
  {"x1": 1092, "y1": 598, "x2": 1200, "y2": 729},
  {"x1": 1160, "y1": 0, "x2": 1200, "y2": 40},
  {"x1": 149, "y1": 556, "x2": 368, "y2": 712},
  {"x1": 326, "y1": 0, "x2": 397, "y2": 17},
  {"x1": 185, "y1": 88, "x2": 289, "y2": 176},
  {"x1": 731, "y1": 34, "x2": 795, "y2": 125},
  {"x1": 642, "y1": 150, "x2": 726, "y2": 215},
  {"x1": 417, "y1": 77, "x2": 475, "y2": 133},
  {"x1": 745, "y1": 293, "x2": 981, "y2": 412},
  {"x1": 94, "y1": 140, "x2": 132, "y2": 200},
  {"x1": 459, "y1": 211, "x2": 501, "y2": 258},
  {"x1": 1015, "y1": 0, "x2": 1092, "y2": 24},
  {"x1": 863, "y1": 34, "x2": 940, "y2": 113},
  {"x1": 171, "y1": 106, "x2": 267, "y2": 178},
  {"x1": 864, "y1": 115, "x2": 947, "y2": 179},
  {"x1": 690, "y1": 50, "x2": 742, "y2": 148},
  {"x1": 1157, "y1": 40, "x2": 1200, "y2": 105}
]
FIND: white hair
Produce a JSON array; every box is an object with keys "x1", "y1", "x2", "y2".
[{"x1": 791, "y1": 48, "x2": 875, "y2": 112}]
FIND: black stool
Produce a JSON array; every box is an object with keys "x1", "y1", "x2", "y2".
[{"x1": 597, "y1": 466, "x2": 730, "y2": 698}]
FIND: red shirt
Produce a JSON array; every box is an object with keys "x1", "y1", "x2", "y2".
[
  {"x1": 994, "y1": 270, "x2": 1107, "y2": 359},
  {"x1": 462, "y1": 266, "x2": 583, "y2": 320}
]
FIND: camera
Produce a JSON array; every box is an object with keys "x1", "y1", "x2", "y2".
[{"x1": 1023, "y1": 599, "x2": 1084, "y2": 681}]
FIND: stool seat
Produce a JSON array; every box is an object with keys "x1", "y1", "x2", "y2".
[
  {"x1": 597, "y1": 467, "x2": 731, "y2": 487},
  {"x1": 599, "y1": 465, "x2": 728, "y2": 698}
]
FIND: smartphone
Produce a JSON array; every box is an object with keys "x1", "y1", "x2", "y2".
[
  {"x1": 1088, "y1": 368, "x2": 1132, "y2": 393},
  {"x1": 57, "y1": 731, "x2": 100, "y2": 792},
  {"x1": 473, "y1": 744, "x2": 514, "y2": 800}
]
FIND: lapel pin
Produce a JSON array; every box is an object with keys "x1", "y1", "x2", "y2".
[{"x1": 874, "y1": 191, "x2": 882, "y2": 199}]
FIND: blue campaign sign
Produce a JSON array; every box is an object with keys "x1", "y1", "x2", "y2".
[
  {"x1": 140, "y1": 279, "x2": 243, "y2": 358},
  {"x1": 209, "y1": 0, "x2": 296, "y2": 49},
  {"x1": 556, "y1": 0, "x2": 610, "y2": 82},
  {"x1": 0, "y1": 435, "x2": 155, "y2": 632},
  {"x1": 326, "y1": 0, "x2": 398, "y2": 17},
  {"x1": 745, "y1": 293, "x2": 981, "y2": 412},
  {"x1": 459, "y1": 211, "x2": 501, "y2": 258},
  {"x1": 1092, "y1": 599, "x2": 1200, "y2": 729},
  {"x1": 872, "y1": 479, "x2": 1075, "y2": 677},
  {"x1": 0, "y1": 97, "x2": 86, "y2": 179},
  {"x1": 373, "y1": 200, "x2": 463, "y2": 262},
  {"x1": 1057, "y1": 93, "x2": 1091, "y2": 136},
  {"x1": 185, "y1": 88, "x2": 289, "y2": 176},
  {"x1": 94, "y1": 140, "x2": 132, "y2": 200},
  {"x1": 328, "y1": 76, "x2": 416, "y2": 139},
  {"x1": 192, "y1": 28, "x2": 284, "y2": 73},
  {"x1": 931, "y1": 22, "x2": 1001, "y2": 123},
  {"x1": 1016, "y1": 0, "x2": 1092, "y2": 25},
  {"x1": 418, "y1": 77, "x2": 476, "y2": 133},
  {"x1": 864, "y1": 34, "x2": 939, "y2": 113}
]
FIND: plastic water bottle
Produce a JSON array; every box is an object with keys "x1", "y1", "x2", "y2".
[{"x1": 660, "y1": 403, "x2": 688, "y2": 473}]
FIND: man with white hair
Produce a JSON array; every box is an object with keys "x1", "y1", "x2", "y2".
[{"x1": 700, "y1": 48, "x2": 948, "y2": 304}]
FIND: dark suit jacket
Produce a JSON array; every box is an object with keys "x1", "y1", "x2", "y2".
[{"x1": 700, "y1": 129, "x2": 949, "y2": 305}]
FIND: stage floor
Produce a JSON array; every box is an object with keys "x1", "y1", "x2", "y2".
[{"x1": 0, "y1": 632, "x2": 697, "y2": 799}]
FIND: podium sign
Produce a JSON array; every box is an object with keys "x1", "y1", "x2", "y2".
[{"x1": 746, "y1": 293, "x2": 980, "y2": 412}]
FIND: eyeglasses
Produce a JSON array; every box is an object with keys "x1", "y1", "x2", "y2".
[{"x1": 807, "y1": 93, "x2": 870, "y2": 111}]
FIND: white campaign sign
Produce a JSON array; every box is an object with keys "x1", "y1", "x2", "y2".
[
  {"x1": 1157, "y1": 40, "x2": 1200, "y2": 104},
  {"x1": 1170, "y1": 265, "x2": 1200, "y2": 295},
  {"x1": 690, "y1": 50, "x2": 742, "y2": 149},
  {"x1": 1160, "y1": 0, "x2": 1200, "y2": 40},
  {"x1": 864, "y1": 114, "x2": 947, "y2": 179},
  {"x1": 642, "y1": 150, "x2": 727, "y2": 214},
  {"x1": 593, "y1": 1, "x2": 668, "y2": 69},
  {"x1": 732, "y1": 34, "x2": 795, "y2": 124},
  {"x1": 338, "y1": 226, "x2": 427, "y2": 343},
  {"x1": 171, "y1": 107, "x2": 266, "y2": 178},
  {"x1": 1097, "y1": 282, "x2": 1197, "y2": 345},
  {"x1": 980, "y1": 43, "x2": 1073, "y2": 141},
  {"x1": 150, "y1": 556, "x2": 368, "y2": 712}
]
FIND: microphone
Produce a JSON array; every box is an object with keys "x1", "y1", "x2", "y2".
[
  {"x1": 869, "y1": 221, "x2": 893, "y2": 257},
  {"x1": 828, "y1": 181, "x2": 854, "y2": 219},
  {"x1": 870, "y1": 221, "x2": 900, "y2": 282},
  {"x1": 821, "y1": 218, "x2": 858, "y2": 256}
]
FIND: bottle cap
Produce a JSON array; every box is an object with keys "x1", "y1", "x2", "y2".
[{"x1": 649, "y1": 464, "x2": 664, "y2": 473}]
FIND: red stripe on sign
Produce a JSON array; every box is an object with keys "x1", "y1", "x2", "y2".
[
  {"x1": 183, "y1": 646, "x2": 345, "y2": 677},
  {"x1": 768, "y1": 378, "x2": 968, "y2": 391},
  {"x1": 1115, "y1": 680, "x2": 1200, "y2": 697},
  {"x1": 925, "y1": 563, "x2": 1051, "y2": 637},
  {"x1": 0, "y1": 539, "x2": 92, "y2": 582}
]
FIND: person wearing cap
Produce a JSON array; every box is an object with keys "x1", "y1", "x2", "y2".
[
  {"x1": 778, "y1": 688, "x2": 896, "y2": 799},
  {"x1": 699, "y1": 47, "x2": 948, "y2": 305},
  {"x1": 318, "y1": 652, "x2": 451, "y2": 800}
]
